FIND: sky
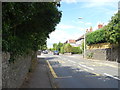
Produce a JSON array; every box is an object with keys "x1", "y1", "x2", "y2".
[{"x1": 47, "y1": 0, "x2": 119, "y2": 48}]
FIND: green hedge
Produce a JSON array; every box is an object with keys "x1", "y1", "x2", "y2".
[
  {"x1": 71, "y1": 47, "x2": 82, "y2": 54},
  {"x1": 86, "y1": 29, "x2": 107, "y2": 45}
]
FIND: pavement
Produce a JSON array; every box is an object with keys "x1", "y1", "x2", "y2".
[
  {"x1": 21, "y1": 58, "x2": 52, "y2": 88},
  {"x1": 67, "y1": 54, "x2": 119, "y2": 69}
]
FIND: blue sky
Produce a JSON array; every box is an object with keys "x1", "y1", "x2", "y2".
[{"x1": 47, "y1": 0, "x2": 118, "y2": 48}]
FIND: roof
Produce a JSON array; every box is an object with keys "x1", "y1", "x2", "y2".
[
  {"x1": 68, "y1": 39, "x2": 76, "y2": 43},
  {"x1": 76, "y1": 35, "x2": 84, "y2": 41}
]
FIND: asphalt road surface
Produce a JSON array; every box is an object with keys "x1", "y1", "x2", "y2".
[{"x1": 38, "y1": 53, "x2": 119, "y2": 88}]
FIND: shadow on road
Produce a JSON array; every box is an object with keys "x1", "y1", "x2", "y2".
[{"x1": 48, "y1": 60, "x2": 118, "y2": 88}]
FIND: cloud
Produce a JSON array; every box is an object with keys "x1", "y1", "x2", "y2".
[
  {"x1": 57, "y1": 24, "x2": 75, "y2": 29},
  {"x1": 72, "y1": 20, "x2": 92, "y2": 26},
  {"x1": 47, "y1": 27, "x2": 85, "y2": 48},
  {"x1": 47, "y1": 30, "x2": 71, "y2": 48}
]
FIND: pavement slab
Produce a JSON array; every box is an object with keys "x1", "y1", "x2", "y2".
[{"x1": 21, "y1": 58, "x2": 52, "y2": 88}]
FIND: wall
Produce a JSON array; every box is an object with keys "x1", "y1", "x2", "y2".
[
  {"x1": 2, "y1": 52, "x2": 37, "y2": 88},
  {"x1": 86, "y1": 45, "x2": 120, "y2": 62},
  {"x1": 87, "y1": 43, "x2": 112, "y2": 49}
]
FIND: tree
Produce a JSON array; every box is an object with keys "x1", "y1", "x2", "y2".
[
  {"x1": 104, "y1": 12, "x2": 120, "y2": 44},
  {"x1": 60, "y1": 46, "x2": 64, "y2": 54},
  {"x1": 86, "y1": 29, "x2": 107, "y2": 45},
  {"x1": 71, "y1": 47, "x2": 82, "y2": 54},
  {"x1": 64, "y1": 43, "x2": 72, "y2": 53},
  {"x1": 2, "y1": 2, "x2": 62, "y2": 62},
  {"x1": 57, "y1": 42, "x2": 63, "y2": 51},
  {"x1": 53, "y1": 43, "x2": 58, "y2": 51}
]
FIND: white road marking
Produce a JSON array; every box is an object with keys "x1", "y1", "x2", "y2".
[
  {"x1": 104, "y1": 73, "x2": 120, "y2": 80},
  {"x1": 79, "y1": 63, "x2": 94, "y2": 70},
  {"x1": 69, "y1": 60, "x2": 76, "y2": 63}
]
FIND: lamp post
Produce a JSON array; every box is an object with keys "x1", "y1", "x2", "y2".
[{"x1": 78, "y1": 17, "x2": 86, "y2": 58}]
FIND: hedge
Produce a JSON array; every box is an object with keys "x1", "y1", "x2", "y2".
[
  {"x1": 71, "y1": 47, "x2": 82, "y2": 54},
  {"x1": 86, "y1": 29, "x2": 107, "y2": 45}
]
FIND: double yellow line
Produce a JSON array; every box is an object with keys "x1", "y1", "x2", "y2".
[{"x1": 46, "y1": 60, "x2": 58, "y2": 78}]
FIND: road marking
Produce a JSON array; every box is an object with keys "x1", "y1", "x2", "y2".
[
  {"x1": 77, "y1": 66, "x2": 89, "y2": 71},
  {"x1": 77, "y1": 65, "x2": 100, "y2": 76},
  {"x1": 104, "y1": 73, "x2": 120, "y2": 80},
  {"x1": 58, "y1": 60, "x2": 65, "y2": 63},
  {"x1": 69, "y1": 60, "x2": 76, "y2": 63},
  {"x1": 79, "y1": 63, "x2": 94, "y2": 70},
  {"x1": 57, "y1": 76, "x2": 72, "y2": 79},
  {"x1": 46, "y1": 60, "x2": 58, "y2": 78}
]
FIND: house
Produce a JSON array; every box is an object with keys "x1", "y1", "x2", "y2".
[
  {"x1": 98, "y1": 23, "x2": 103, "y2": 29},
  {"x1": 75, "y1": 27, "x2": 93, "y2": 47},
  {"x1": 65, "y1": 39, "x2": 77, "y2": 47},
  {"x1": 75, "y1": 35, "x2": 84, "y2": 47}
]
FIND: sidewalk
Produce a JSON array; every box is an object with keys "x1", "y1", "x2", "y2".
[
  {"x1": 21, "y1": 58, "x2": 52, "y2": 88},
  {"x1": 67, "y1": 54, "x2": 119, "y2": 68}
]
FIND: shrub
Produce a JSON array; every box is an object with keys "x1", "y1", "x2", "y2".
[
  {"x1": 86, "y1": 29, "x2": 107, "y2": 45},
  {"x1": 71, "y1": 47, "x2": 82, "y2": 54},
  {"x1": 64, "y1": 43, "x2": 72, "y2": 53},
  {"x1": 60, "y1": 46, "x2": 64, "y2": 54}
]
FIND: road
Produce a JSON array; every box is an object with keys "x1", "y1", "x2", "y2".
[{"x1": 38, "y1": 53, "x2": 119, "y2": 88}]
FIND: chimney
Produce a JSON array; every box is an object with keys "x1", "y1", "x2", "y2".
[
  {"x1": 90, "y1": 26, "x2": 92, "y2": 32},
  {"x1": 86, "y1": 29, "x2": 89, "y2": 32},
  {"x1": 98, "y1": 24, "x2": 103, "y2": 29}
]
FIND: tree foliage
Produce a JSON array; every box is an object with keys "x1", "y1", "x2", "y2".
[
  {"x1": 64, "y1": 43, "x2": 72, "y2": 53},
  {"x1": 2, "y1": 2, "x2": 62, "y2": 61},
  {"x1": 71, "y1": 47, "x2": 82, "y2": 54},
  {"x1": 52, "y1": 42, "x2": 63, "y2": 51},
  {"x1": 86, "y1": 29, "x2": 107, "y2": 45},
  {"x1": 104, "y1": 12, "x2": 120, "y2": 44},
  {"x1": 86, "y1": 12, "x2": 119, "y2": 45}
]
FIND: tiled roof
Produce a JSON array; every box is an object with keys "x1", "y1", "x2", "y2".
[{"x1": 68, "y1": 39, "x2": 76, "y2": 43}]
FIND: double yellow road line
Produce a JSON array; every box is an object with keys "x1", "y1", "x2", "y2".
[{"x1": 46, "y1": 60, "x2": 58, "y2": 78}]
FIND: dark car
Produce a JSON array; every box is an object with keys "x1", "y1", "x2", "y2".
[{"x1": 53, "y1": 51, "x2": 59, "y2": 55}]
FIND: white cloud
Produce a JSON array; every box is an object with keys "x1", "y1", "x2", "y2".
[
  {"x1": 85, "y1": 22, "x2": 92, "y2": 25},
  {"x1": 47, "y1": 27, "x2": 85, "y2": 48},
  {"x1": 72, "y1": 20, "x2": 92, "y2": 27},
  {"x1": 57, "y1": 24, "x2": 75, "y2": 29},
  {"x1": 47, "y1": 30, "x2": 71, "y2": 48}
]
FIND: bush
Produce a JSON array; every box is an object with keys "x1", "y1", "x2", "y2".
[
  {"x1": 60, "y1": 46, "x2": 64, "y2": 54},
  {"x1": 86, "y1": 52, "x2": 94, "y2": 59},
  {"x1": 71, "y1": 47, "x2": 82, "y2": 54},
  {"x1": 86, "y1": 29, "x2": 107, "y2": 45},
  {"x1": 64, "y1": 43, "x2": 72, "y2": 53}
]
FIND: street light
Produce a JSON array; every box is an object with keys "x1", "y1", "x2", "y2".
[{"x1": 78, "y1": 17, "x2": 86, "y2": 58}]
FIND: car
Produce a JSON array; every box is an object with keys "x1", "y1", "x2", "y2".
[
  {"x1": 43, "y1": 50, "x2": 48, "y2": 54},
  {"x1": 53, "y1": 51, "x2": 59, "y2": 55},
  {"x1": 37, "y1": 50, "x2": 41, "y2": 55}
]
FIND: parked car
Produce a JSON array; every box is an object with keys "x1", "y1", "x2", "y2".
[
  {"x1": 43, "y1": 50, "x2": 48, "y2": 54},
  {"x1": 37, "y1": 50, "x2": 41, "y2": 55},
  {"x1": 53, "y1": 51, "x2": 59, "y2": 55}
]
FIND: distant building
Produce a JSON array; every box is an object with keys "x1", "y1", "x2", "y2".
[
  {"x1": 86, "y1": 26, "x2": 93, "y2": 33},
  {"x1": 98, "y1": 23, "x2": 104, "y2": 29},
  {"x1": 65, "y1": 39, "x2": 77, "y2": 47},
  {"x1": 75, "y1": 35, "x2": 84, "y2": 47}
]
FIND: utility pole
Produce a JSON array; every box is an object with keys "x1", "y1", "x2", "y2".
[{"x1": 78, "y1": 17, "x2": 86, "y2": 58}]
